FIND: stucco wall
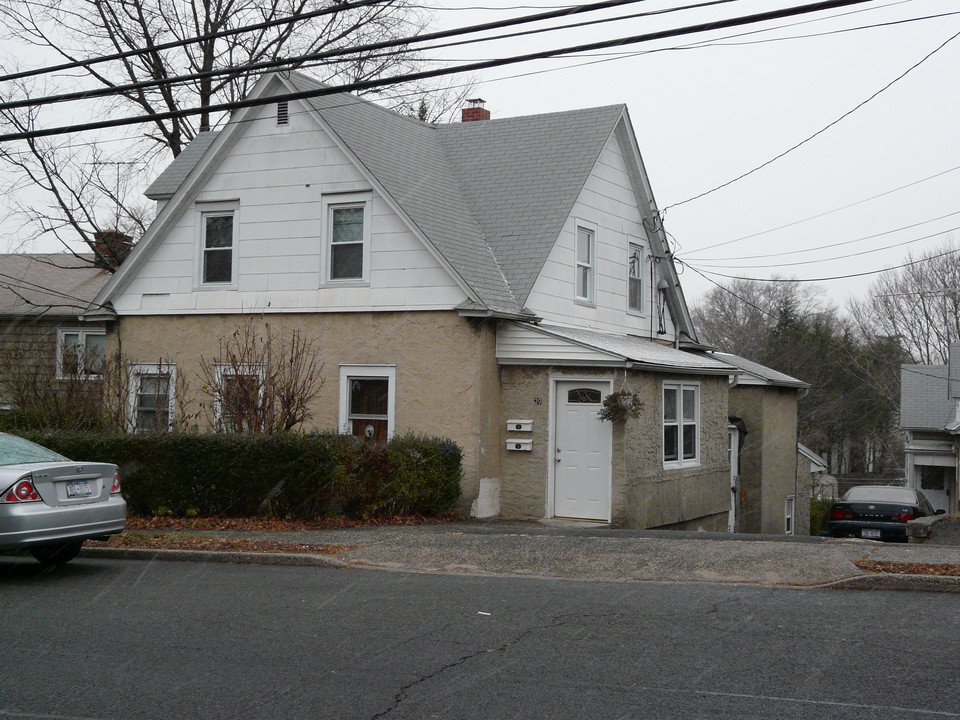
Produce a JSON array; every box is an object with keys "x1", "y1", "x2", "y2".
[
  {"x1": 728, "y1": 385, "x2": 763, "y2": 533},
  {"x1": 498, "y1": 365, "x2": 729, "y2": 528},
  {"x1": 113, "y1": 311, "x2": 497, "y2": 510},
  {"x1": 760, "y1": 387, "x2": 800, "y2": 534}
]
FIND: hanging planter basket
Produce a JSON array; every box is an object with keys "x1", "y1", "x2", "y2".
[{"x1": 597, "y1": 390, "x2": 643, "y2": 423}]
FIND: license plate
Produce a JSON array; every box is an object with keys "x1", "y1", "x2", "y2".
[
  {"x1": 861, "y1": 528, "x2": 881, "y2": 539},
  {"x1": 66, "y1": 480, "x2": 92, "y2": 498}
]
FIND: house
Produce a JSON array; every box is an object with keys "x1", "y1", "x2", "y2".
[
  {"x1": 900, "y1": 348, "x2": 960, "y2": 515},
  {"x1": 713, "y1": 352, "x2": 809, "y2": 535},
  {"x1": 0, "y1": 253, "x2": 110, "y2": 408},
  {"x1": 84, "y1": 70, "x2": 737, "y2": 528}
]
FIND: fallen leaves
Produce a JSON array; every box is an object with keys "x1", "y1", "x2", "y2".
[
  {"x1": 855, "y1": 560, "x2": 960, "y2": 577},
  {"x1": 89, "y1": 533, "x2": 354, "y2": 556},
  {"x1": 126, "y1": 514, "x2": 462, "y2": 532}
]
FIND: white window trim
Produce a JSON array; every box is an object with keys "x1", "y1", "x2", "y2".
[
  {"x1": 322, "y1": 193, "x2": 372, "y2": 286},
  {"x1": 627, "y1": 239, "x2": 645, "y2": 316},
  {"x1": 574, "y1": 220, "x2": 597, "y2": 306},
  {"x1": 195, "y1": 200, "x2": 239, "y2": 290},
  {"x1": 55, "y1": 327, "x2": 106, "y2": 380},
  {"x1": 663, "y1": 381, "x2": 700, "y2": 469},
  {"x1": 785, "y1": 496, "x2": 796, "y2": 535},
  {"x1": 213, "y1": 363, "x2": 265, "y2": 429},
  {"x1": 128, "y1": 363, "x2": 176, "y2": 432},
  {"x1": 338, "y1": 364, "x2": 396, "y2": 439}
]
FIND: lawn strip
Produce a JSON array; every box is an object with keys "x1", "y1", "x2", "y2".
[{"x1": 89, "y1": 533, "x2": 355, "y2": 555}]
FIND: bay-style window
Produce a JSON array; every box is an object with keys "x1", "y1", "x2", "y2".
[
  {"x1": 663, "y1": 383, "x2": 699, "y2": 466},
  {"x1": 339, "y1": 365, "x2": 395, "y2": 443},
  {"x1": 324, "y1": 193, "x2": 371, "y2": 283},
  {"x1": 575, "y1": 223, "x2": 595, "y2": 303},
  {"x1": 57, "y1": 328, "x2": 105, "y2": 378}
]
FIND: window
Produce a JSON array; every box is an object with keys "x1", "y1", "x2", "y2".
[
  {"x1": 663, "y1": 383, "x2": 699, "y2": 466},
  {"x1": 201, "y1": 211, "x2": 234, "y2": 284},
  {"x1": 628, "y1": 242, "x2": 644, "y2": 313},
  {"x1": 324, "y1": 194, "x2": 371, "y2": 284},
  {"x1": 575, "y1": 225, "x2": 595, "y2": 303},
  {"x1": 339, "y1": 365, "x2": 395, "y2": 443},
  {"x1": 215, "y1": 365, "x2": 264, "y2": 432},
  {"x1": 568, "y1": 388, "x2": 602, "y2": 404},
  {"x1": 785, "y1": 496, "x2": 795, "y2": 535},
  {"x1": 57, "y1": 328, "x2": 105, "y2": 378},
  {"x1": 130, "y1": 364, "x2": 175, "y2": 432}
]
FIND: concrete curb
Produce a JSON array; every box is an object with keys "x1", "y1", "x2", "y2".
[
  {"x1": 80, "y1": 546, "x2": 349, "y2": 569},
  {"x1": 820, "y1": 573, "x2": 960, "y2": 593}
]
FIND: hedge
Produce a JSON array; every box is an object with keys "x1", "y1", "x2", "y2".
[{"x1": 14, "y1": 430, "x2": 462, "y2": 519}]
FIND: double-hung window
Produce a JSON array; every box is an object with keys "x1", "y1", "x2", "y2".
[
  {"x1": 201, "y1": 212, "x2": 234, "y2": 284},
  {"x1": 628, "y1": 242, "x2": 644, "y2": 313},
  {"x1": 324, "y1": 194, "x2": 371, "y2": 284},
  {"x1": 215, "y1": 365, "x2": 264, "y2": 432},
  {"x1": 130, "y1": 364, "x2": 175, "y2": 432},
  {"x1": 663, "y1": 383, "x2": 699, "y2": 466},
  {"x1": 57, "y1": 328, "x2": 105, "y2": 378},
  {"x1": 339, "y1": 365, "x2": 395, "y2": 443},
  {"x1": 575, "y1": 224, "x2": 595, "y2": 303}
]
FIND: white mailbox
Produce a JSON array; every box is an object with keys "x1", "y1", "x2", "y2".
[
  {"x1": 506, "y1": 438, "x2": 533, "y2": 452},
  {"x1": 507, "y1": 419, "x2": 533, "y2": 432}
]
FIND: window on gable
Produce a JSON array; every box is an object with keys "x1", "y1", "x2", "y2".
[
  {"x1": 57, "y1": 329, "x2": 105, "y2": 378},
  {"x1": 202, "y1": 212, "x2": 234, "y2": 284},
  {"x1": 339, "y1": 365, "x2": 395, "y2": 443},
  {"x1": 576, "y1": 225, "x2": 594, "y2": 302},
  {"x1": 131, "y1": 364, "x2": 175, "y2": 432},
  {"x1": 663, "y1": 383, "x2": 699, "y2": 466},
  {"x1": 628, "y1": 242, "x2": 644, "y2": 313},
  {"x1": 329, "y1": 204, "x2": 365, "y2": 280}
]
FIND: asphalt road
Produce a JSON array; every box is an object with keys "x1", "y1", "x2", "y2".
[{"x1": 1, "y1": 556, "x2": 958, "y2": 720}]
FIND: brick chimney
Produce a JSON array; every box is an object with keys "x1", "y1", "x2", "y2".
[
  {"x1": 92, "y1": 229, "x2": 135, "y2": 268},
  {"x1": 461, "y1": 98, "x2": 490, "y2": 122}
]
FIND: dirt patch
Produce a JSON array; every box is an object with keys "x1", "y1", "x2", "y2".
[
  {"x1": 89, "y1": 533, "x2": 355, "y2": 556},
  {"x1": 126, "y1": 514, "x2": 462, "y2": 532},
  {"x1": 855, "y1": 560, "x2": 960, "y2": 577}
]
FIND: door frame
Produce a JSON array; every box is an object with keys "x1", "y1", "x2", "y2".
[{"x1": 546, "y1": 375, "x2": 614, "y2": 521}]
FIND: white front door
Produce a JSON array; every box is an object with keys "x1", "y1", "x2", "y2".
[{"x1": 553, "y1": 380, "x2": 612, "y2": 521}]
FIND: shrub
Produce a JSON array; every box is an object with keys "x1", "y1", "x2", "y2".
[
  {"x1": 13, "y1": 430, "x2": 462, "y2": 519},
  {"x1": 809, "y1": 495, "x2": 834, "y2": 537}
]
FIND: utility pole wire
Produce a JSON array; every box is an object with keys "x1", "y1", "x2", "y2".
[{"x1": 0, "y1": 0, "x2": 876, "y2": 143}]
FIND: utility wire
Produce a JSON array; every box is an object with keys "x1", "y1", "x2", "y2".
[
  {"x1": 0, "y1": 0, "x2": 737, "y2": 113},
  {"x1": 663, "y1": 25, "x2": 960, "y2": 211},
  {"x1": 0, "y1": 0, "x2": 877, "y2": 143}
]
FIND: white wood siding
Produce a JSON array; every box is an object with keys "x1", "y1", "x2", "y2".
[
  {"x1": 113, "y1": 101, "x2": 466, "y2": 315},
  {"x1": 525, "y1": 132, "x2": 677, "y2": 337},
  {"x1": 496, "y1": 322, "x2": 621, "y2": 365}
]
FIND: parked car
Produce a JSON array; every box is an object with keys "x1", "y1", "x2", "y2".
[
  {"x1": 0, "y1": 432, "x2": 125, "y2": 564},
  {"x1": 827, "y1": 485, "x2": 936, "y2": 542}
]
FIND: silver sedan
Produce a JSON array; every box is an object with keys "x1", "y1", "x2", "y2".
[{"x1": 0, "y1": 432, "x2": 126, "y2": 564}]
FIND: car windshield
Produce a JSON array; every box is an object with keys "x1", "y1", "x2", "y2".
[
  {"x1": 0, "y1": 433, "x2": 68, "y2": 465},
  {"x1": 843, "y1": 486, "x2": 916, "y2": 505}
]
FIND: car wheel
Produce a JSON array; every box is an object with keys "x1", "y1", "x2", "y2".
[{"x1": 31, "y1": 540, "x2": 84, "y2": 565}]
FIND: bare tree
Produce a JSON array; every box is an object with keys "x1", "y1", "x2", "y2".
[
  {"x1": 198, "y1": 321, "x2": 324, "y2": 433},
  {"x1": 849, "y1": 236, "x2": 960, "y2": 365},
  {"x1": 0, "y1": 0, "x2": 473, "y2": 264}
]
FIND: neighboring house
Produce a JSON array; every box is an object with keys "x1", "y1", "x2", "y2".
[
  {"x1": 900, "y1": 348, "x2": 960, "y2": 515},
  {"x1": 0, "y1": 254, "x2": 110, "y2": 406},
  {"x1": 713, "y1": 352, "x2": 809, "y2": 535},
  {"x1": 84, "y1": 71, "x2": 736, "y2": 528}
]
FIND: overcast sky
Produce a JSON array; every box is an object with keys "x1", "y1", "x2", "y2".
[
  {"x1": 430, "y1": 0, "x2": 960, "y2": 310},
  {"x1": 3, "y1": 0, "x2": 959, "y2": 312}
]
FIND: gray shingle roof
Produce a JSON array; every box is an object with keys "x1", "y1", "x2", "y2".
[
  {"x1": 713, "y1": 352, "x2": 808, "y2": 389},
  {"x1": 138, "y1": 72, "x2": 630, "y2": 316},
  {"x1": 901, "y1": 363, "x2": 956, "y2": 429},
  {"x1": 144, "y1": 132, "x2": 220, "y2": 200},
  {"x1": 0, "y1": 254, "x2": 110, "y2": 316}
]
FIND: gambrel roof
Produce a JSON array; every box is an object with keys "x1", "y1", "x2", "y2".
[{"x1": 109, "y1": 71, "x2": 695, "y2": 337}]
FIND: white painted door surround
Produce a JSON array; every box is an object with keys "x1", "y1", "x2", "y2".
[{"x1": 552, "y1": 379, "x2": 612, "y2": 521}]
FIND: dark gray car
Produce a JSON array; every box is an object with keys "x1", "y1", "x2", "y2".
[
  {"x1": 827, "y1": 485, "x2": 935, "y2": 542},
  {"x1": 0, "y1": 432, "x2": 125, "y2": 563}
]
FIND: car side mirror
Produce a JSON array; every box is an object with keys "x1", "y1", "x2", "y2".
[{"x1": 935, "y1": 509, "x2": 946, "y2": 515}]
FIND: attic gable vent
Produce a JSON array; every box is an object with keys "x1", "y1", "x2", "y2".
[{"x1": 277, "y1": 100, "x2": 289, "y2": 126}]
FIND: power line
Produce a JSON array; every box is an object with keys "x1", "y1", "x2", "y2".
[
  {"x1": 0, "y1": 0, "x2": 879, "y2": 143},
  {"x1": 0, "y1": 0, "x2": 737, "y2": 114},
  {"x1": 662, "y1": 25, "x2": 960, "y2": 211},
  {"x1": 686, "y1": 209, "x2": 960, "y2": 263}
]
